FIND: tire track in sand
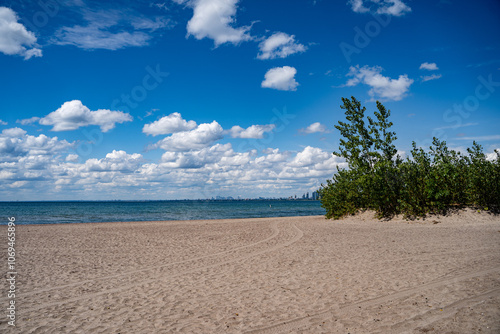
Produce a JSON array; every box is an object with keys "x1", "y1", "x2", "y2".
[
  {"x1": 4, "y1": 221, "x2": 280, "y2": 301},
  {"x1": 21, "y1": 222, "x2": 304, "y2": 313},
  {"x1": 395, "y1": 288, "x2": 500, "y2": 333},
  {"x1": 245, "y1": 266, "x2": 500, "y2": 334}
]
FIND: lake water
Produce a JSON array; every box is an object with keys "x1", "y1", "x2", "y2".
[{"x1": 0, "y1": 200, "x2": 325, "y2": 225}]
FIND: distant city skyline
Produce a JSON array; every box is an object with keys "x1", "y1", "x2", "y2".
[{"x1": 0, "y1": 0, "x2": 499, "y2": 200}]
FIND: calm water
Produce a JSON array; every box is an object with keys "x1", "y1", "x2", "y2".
[{"x1": 0, "y1": 200, "x2": 325, "y2": 225}]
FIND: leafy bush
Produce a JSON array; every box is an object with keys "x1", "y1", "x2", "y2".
[{"x1": 320, "y1": 96, "x2": 500, "y2": 219}]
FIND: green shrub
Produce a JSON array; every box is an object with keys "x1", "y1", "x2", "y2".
[{"x1": 320, "y1": 97, "x2": 500, "y2": 219}]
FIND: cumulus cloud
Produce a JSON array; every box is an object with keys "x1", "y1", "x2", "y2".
[
  {"x1": 290, "y1": 146, "x2": 330, "y2": 167},
  {"x1": 0, "y1": 7, "x2": 42, "y2": 59},
  {"x1": 228, "y1": 124, "x2": 275, "y2": 139},
  {"x1": 17, "y1": 117, "x2": 40, "y2": 125},
  {"x1": 175, "y1": 0, "x2": 251, "y2": 46},
  {"x1": 53, "y1": 9, "x2": 171, "y2": 50},
  {"x1": 345, "y1": 65, "x2": 413, "y2": 101},
  {"x1": 0, "y1": 138, "x2": 349, "y2": 200},
  {"x1": 83, "y1": 150, "x2": 143, "y2": 173},
  {"x1": 419, "y1": 62, "x2": 439, "y2": 71},
  {"x1": 486, "y1": 149, "x2": 500, "y2": 162},
  {"x1": 255, "y1": 148, "x2": 289, "y2": 165},
  {"x1": 1, "y1": 127, "x2": 26, "y2": 138},
  {"x1": 300, "y1": 122, "x2": 328, "y2": 134},
  {"x1": 39, "y1": 100, "x2": 133, "y2": 132},
  {"x1": 143, "y1": 113, "x2": 197, "y2": 136},
  {"x1": 161, "y1": 143, "x2": 235, "y2": 168},
  {"x1": 257, "y1": 32, "x2": 306, "y2": 60},
  {"x1": 0, "y1": 128, "x2": 73, "y2": 158},
  {"x1": 349, "y1": 0, "x2": 411, "y2": 16},
  {"x1": 66, "y1": 154, "x2": 79, "y2": 162},
  {"x1": 421, "y1": 74, "x2": 442, "y2": 82},
  {"x1": 0, "y1": 119, "x2": 7, "y2": 125},
  {"x1": 151, "y1": 121, "x2": 224, "y2": 151},
  {"x1": 261, "y1": 66, "x2": 299, "y2": 91},
  {"x1": 0, "y1": 121, "x2": 350, "y2": 200}
]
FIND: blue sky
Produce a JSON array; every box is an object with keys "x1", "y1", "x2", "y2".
[{"x1": 0, "y1": 0, "x2": 499, "y2": 200}]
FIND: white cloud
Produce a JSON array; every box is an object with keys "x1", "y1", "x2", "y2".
[
  {"x1": 348, "y1": 0, "x2": 370, "y2": 13},
  {"x1": 300, "y1": 122, "x2": 328, "y2": 134},
  {"x1": 0, "y1": 120, "x2": 353, "y2": 200},
  {"x1": 83, "y1": 150, "x2": 143, "y2": 172},
  {"x1": 151, "y1": 121, "x2": 224, "y2": 151},
  {"x1": 131, "y1": 16, "x2": 172, "y2": 31},
  {"x1": 8, "y1": 181, "x2": 27, "y2": 188},
  {"x1": 0, "y1": 7, "x2": 42, "y2": 59},
  {"x1": 53, "y1": 9, "x2": 171, "y2": 50},
  {"x1": 152, "y1": 2, "x2": 170, "y2": 11},
  {"x1": 178, "y1": 0, "x2": 251, "y2": 46},
  {"x1": 0, "y1": 139, "x2": 350, "y2": 200},
  {"x1": 419, "y1": 63, "x2": 441, "y2": 82},
  {"x1": 348, "y1": 0, "x2": 411, "y2": 16},
  {"x1": 261, "y1": 66, "x2": 299, "y2": 91},
  {"x1": 255, "y1": 148, "x2": 289, "y2": 165},
  {"x1": 66, "y1": 154, "x2": 79, "y2": 162},
  {"x1": 39, "y1": 100, "x2": 133, "y2": 132},
  {"x1": 345, "y1": 65, "x2": 413, "y2": 101},
  {"x1": 456, "y1": 135, "x2": 500, "y2": 141},
  {"x1": 0, "y1": 128, "x2": 73, "y2": 157},
  {"x1": 290, "y1": 146, "x2": 330, "y2": 167},
  {"x1": 143, "y1": 113, "x2": 197, "y2": 136},
  {"x1": 376, "y1": 0, "x2": 411, "y2": 16},
  {"x1": 161, "y1": 143, "x2": 235, "y2": 168},
  {"x1": 486, "y1": 149, "x2": 499, "y2": 161},
  {"x1": 228, "y1": 124, "x2": 275, "y2": 138},
  {"x1": 1, "y1": 127, "x2": 26, "y2": 138},
  {"x1": 17, "y1": 117, "x2": 40, "y2": 125},
  {"x1": 257, "y1": 32, "x2": 306, "y2": 60},
  {"x1": 54, "y1": 26, "x2": 150, "y2": 51},
  {"x1": 0, "y1": 119, "x2": 7, "y2": 125},
  {"x1": 434, "y1": 122, "x2": 478, "y2": 131},
  {"x1": 421, "y1": 74, "x2": 442, "y2": 82},
  {"x1": 420, "y1": 62, "x2": 439, "y2": 71}
]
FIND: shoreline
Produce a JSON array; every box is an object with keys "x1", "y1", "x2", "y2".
[
  {"x1": 0, "y1": 214, "x2": 326, "y2": 227},
  {"x1": 1, "y1": 213, "x2": 499, "y2": 333},
  {"x1": 5, "y1": 207, "x2": 499, "y2": 227}
]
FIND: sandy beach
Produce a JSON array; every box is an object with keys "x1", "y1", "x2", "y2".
[{"x1": 1, "y1": 210, "x2": 499, "y2": 333}]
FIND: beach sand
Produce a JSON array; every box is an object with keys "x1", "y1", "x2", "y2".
[{"x1": 1, "y1": 209, "x2": 499, "y2": 333}]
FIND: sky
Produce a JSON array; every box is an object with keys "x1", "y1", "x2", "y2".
[{"x1": 0, "y1": 0, "x2": 499, "y2": 201}]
